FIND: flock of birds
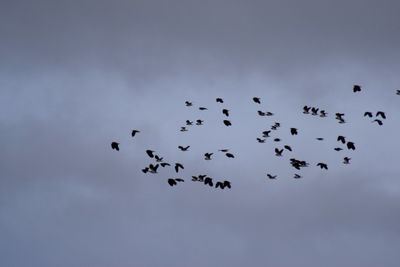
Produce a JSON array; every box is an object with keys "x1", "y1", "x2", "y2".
[{"x1": 110, "y1": 86, "x2": 398, "y2": 189}]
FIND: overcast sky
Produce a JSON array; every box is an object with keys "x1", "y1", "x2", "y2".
[{"x1": 1, "y1": 1, "x2": 400, "y2": 266}]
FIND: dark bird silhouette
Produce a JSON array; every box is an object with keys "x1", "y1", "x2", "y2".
[
  {"x1": 219, "y1": 149, "x2": 229, "y2": 152},
  {"x1": 274, "y1": 138, "x2": 281, "y2": 142},
  {"x1": 167, "y1": 179, "x2": 177, "y2": 186},
  {"x1": 142, "y1": 167, "x2": 149, "y2": 173},
  {"x1": 180, "y1": 127, "x2": 188, "y2": 132},
  {"x1": 225, "y1": 152, "x2": 235, "y2": 158},
  {"x1": 364, "y1": 112, "x2": 373, "y2": 117},
  {"x1": 216, "y1": 98, "x2": 224, "y2": 103},
  {"x1": 204, "y1": 177, "x2": 213, "y2": 187},
  {"x1": 262, "y1": 130, "x2": 271, "y2": 137},
  {"x1": 186, "y1": 120, "x2": 193, "y2": 126},
  {"x1": 223, "y1": 180, "x2": 231, "y2": 189},
  {"x1": 274, "y1": 122, "x2": 281, "y2": 127},
  {"x1": 311, "y1": 107, "x2": 319, "y2": 115},
  {"x1": 294, "y1": 174, "x2": 302, "y2": 179},
  {"x1": 160, "y1": 163, "x2": 170, "y2": 167},
  {"x1": 335, "y1": 113, "x2": 345, "y2": 120},
  {"x1": 204, "y1": 153, "x2": 213, "y2": 160},
  {"x1": 267, "y1": 174, "x2": 277, "y2": 179},
  {"x1": 131, "y1": 130, "x2": 140, "y2": 137},
  {"x1": 317, "y1": 162, "x2": 328, "y2": 170},
  {"x1": 275, "y1": 148, "x2": 283, "y2": 156},
  {"x1": 253, "y1": 97, "x2": 261, "y2": 104},
  {"x1": 257, "y1": 138, "x2": 266, "y2": 143},
  {"x1": 376, "y1": 111, "x2": 386, "y2": 119},
  {"x1": 372, "y1": 119, "x2": 383, "y2": 125},
  {"x1": 198, "y1": 175, "x2": 207, "y2": 182},
  {"x1": 334, "y1": 147, "x2": 343, "y2": 151},
  {"x1": 185, "y1": 101, "x2": 193, "y2": 106},
  {"x1": 178, "y1": 145, "x2": 190, "y2": 151},
  {"x1": 396, "y1": 90, "x2": 400, "y2": 95},
  {"x1": 316, "y1": 137, "x2": 324, "y2": 141},
  {"x1": 222, "y1": 109, "x2": 230, "y2": 117},
  {"x1": 320, "y1": 110, "x2": 327, "y2": 117},
  {"x1": 303, "y1": 105, "x2": 311, "y2": 114},
  {"x1": 353, "y1": 84, "x2": 361, "y2": 92},
  {"x1": 146, "y1": 150, "x2": 155, "y2": 158},
  {"x1": 284, "y1": 145, "x2": 292, "y2": 151},
  {"x1": 215, "y1": 181, "x2": 224, "y2": 189},
  {"x1": 111, "y1": 142, "x2": 119, "y2": 151},
  {"x1": 196, "y1": 120, "x2": 204, "y2": 125},
  {"x1": 266, "y1": 112, "x2": 274, "y2": 116},
  {"x1": 337, "y1": 135, "x2": 346, "y2": 144},
  {"x1": 223, "y1": 120, "x2": 232, "y2": 126},
  {"x1": 290, "y1": 128, "x2": 298, "y2": 135},
  {"x1": 343, "y1": 157, "x2": 351, "y2": 164},
  {"x1": 149, "y1": 164, "x2": 159, "y2": 173},
  {"x1": 154, "y1": 155, "x2": 163, "y2": 162},
  {"x1": 199, "y1": 107, "x2": 208, "y2": 110},
  {"x1": 174, "y1": 163, "x2": 184, "y2": 173},
  {"x1": 257, "y1": 110, "x2": 266, "y2": 116},
  {"x1": 271, "y1": 125, "x2": 278, "y2": 130},
  {"x1": 347, "y1": 142, "x2": 356, "y2": 150}
]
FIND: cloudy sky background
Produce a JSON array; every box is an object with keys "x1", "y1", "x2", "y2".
[{"x1": 1, "y1": 0, "x2": 400, "y2": 266}]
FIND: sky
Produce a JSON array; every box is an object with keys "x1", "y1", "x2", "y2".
[{"x1": 1, "y1": 0, "x2": 400, "y2": 266}]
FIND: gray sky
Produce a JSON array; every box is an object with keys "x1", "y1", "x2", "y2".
[{"x1": 1, "y1": 1, "x2": 400, "y2": 266}]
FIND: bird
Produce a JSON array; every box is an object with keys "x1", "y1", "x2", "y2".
[
  {"x1": 174, "y1": 163, "x2": 184, "y2": 173},
  {"x1": 271, "y1": 125, "x2": 278, "y2": 130},
  {"x1": 257, "y1": 138, "x2": 266, "y2": 143},
  {"x1": 335, "y1": 113, "x2": 345, "y2": 120},
  {"x1": 223, "y1": 120, "x2": 232, "y2": 126},
  {"x1": 204, "y1": 177, "x2": 213, "y2": 187},
  {"x1": 199, "y1": 107, "x2": 208, "y2": 110},
  {"x1": 196, "y1": 119, "x2": 204, "y2": 125},
  {"x1": 334, "y1": 147, "x2": 343, "y2": 151},
  {"x1": 146, "y1": 150, "x2": 155, "y2": 158},
  {"x1": 303, "y1": 105, "x2": 311, "y2": 114},
  {"x1": 111, "y1": 142, "x2": 119, "y2": 151},
  {"x1": 148, "y1": 164, "x2": 159, "y2": 173},
  {"x1": 160, "y1": 163, "x2": 170, "y2": 167},
  {"x1": 180, "y1": 127, "x2": 188, "y2": 132},
  {"x1": 337, "y1": 135, "x2": 346, "y2": 144},
  {"x1": 317, "y1": 163, "x2": 328, "y2": 170},
  {"x1": 364, "y1": 111, "x2": 373, "y2": 117},
  {"x1": 154, "y1": 155, "x2": 163, "y2": 162},
  {"x1": 316, "y1": 137, "x2": 324, "y2": 141},
  {"x1": 267, "y1": 174, "x2": 277, "y2": 179},
  {"x1": 185, "y1": 101, "x2": 193, "y2": 106},
  {"x1": 275, "y1": 148, "x2": 283, "y2": 156},
  {"x1": 347, "y1": 142, "x2": 356, "y2": 150},
  {"x1": 311, "y1": 107, "x2": 319, "y2": 115},
  {"x1": 376, "y1": 111, "x2": 386, "y2": 119},
  {"x1": 266, "y1": 112, "x2": 274, "y2": 116},
  {"x1": 178, "y1": 145, "x2": 190, "y2": 151},
  {"x1": 262, "y1": 130, "x2": 271, "y2": 137},
  {"x1": 284, "y1": 145, "x2": 292, "y2": 151},
  {"x1": 372, "y1": 119, "x2": 383, "y2": 125},
  {"x1": 142, "y1": 167, "x2": 149, "y2": 173},
  {"x1": 186, "y1": 120, "x2": 193, "y2": 126},
  {"x1": 253, "y1": 97, "x2": 261, "y2": 104},
  {"x1": 353, "y1": 84, "x2": 361, "y2": 92},
  {"x1": 215, "y1": 181, "x2": 224, "y2": 189},
  {"x1": 223, "y1": 180, "x2": 231, "y2": 189},
  {"x1": 337, "y1": 118, "x2": 346, "y2": 124},
  {"x1": 274, "y1": 122, "x2": 281, "y2": 127},
  {"x1": 198, "y1": 175, "x2": 207, "y2": 182},
  {"x1": 222, "y1": 109, "x2": 230, "y2": 117},
  {"x1": 320, "y1": 110, "x2": 327, "y2": 117},
  {"x1": 257, "y1": 110, "x2": 266, "y2": 116},
  {"x1": 274, "y1": 138, "x2": 281, "y2": 142},
  {"x1": 216, "y1": 98, "x2": 224, "y2": 103},
  {"x1": 396, "y1": 90, "x2": 400, "y2": 95},
  {"x1": 219, "y1": 149, "x2": 229, "y2": 152},
  {"x1": 343, "y1": 157, "x2": 351, "y2": 164},
  {"x1": 204, "y1": 153, "x2": 213, "y2": 160},
  {"x1": 131, "y1": 130, "x2": 140, "y2": 137},
  {"x1": 225, "y1": 152, "x2": 235, "y2": 158},
  {"x1": 294, "y1": 174, "x2": 302, "y2": 179},
  {"x1": 290, "y1": 128, "x2": 298, "y2": 135},
  {"x1": 167, "y1": 179, "x2": 177, "y2": 186}
]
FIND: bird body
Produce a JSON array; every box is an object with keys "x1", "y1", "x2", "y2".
[
  {"x1": 131, "y1": 130, "x2": 140, "y2": 137},
  {"x1": 111, "y1": 142, "x2": 119, "y2": 151}
]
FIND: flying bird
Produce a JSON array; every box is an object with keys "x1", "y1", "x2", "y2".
[
  {"x1": 142, "y1": 167, "x2": 149, "y2": 173},
  {"x1": 178, "y1": 145, "x2": 190, "y2": 151},
  {"x1": 204, "y1": 177, "x2": 213, "y2": 187},
  {"x1": 215, "y1": 181, "x2": 224, "y2": 189},
  {"x1": 343, "y1": 157, "x2": 351, "y2": 164},
  {"x1": 219, "y1": 149, "x2": 229, "y2": 152},
  {"x1": 146, "y1": 150, "x2": 155, "y2": 158},
  {"x1": 290, "y1": 128, "x2": 298, "y2": 135},
  {"x1": 334, "y1": 147, "x2": 343, "y2": 151},
  {"x1": 111, "y1": 142, "x2": 119, "y2": 151},
  {"x1": 196, "y1": 120, "x2": 204, "y2": 125},
  {"x1": 396, "y1": 90, "x2": 400, "y2": 95},
  {"x1": 257, "y1": 138, "x2": 266, "y2": 143},
  {"x1": 372, "y1": 119, "x2": 383, "y2": 125},
  {"x1": 267, "y1": 174, "x2": 277, "y2": 179},
  {"x1": 353, "y1": 84, "x2": 361, "y2": 92},
  {"x1": 347, "y1": 142, "x2": 356, "y2": 150},
  {"x1": 174, "y1": 163, "x2": 184, "y2": 173},
  {"x1": 274, "y1": 138, "x2": 281, "y2": 142},
  {"x1": 186, "y1": 120, "x2": 193, "y2": 126},
  {"x1": 376, "y1": 111, "x2": 386, "y2": 119},
  {"x1": 253, "y1": 97, "x2": 261, "y2": 104},
  {"x1": 266, "y1": 112, "x2": 274, "y2": 116},
  {"x1": 317, "y1": 163, "x2": 328, "y2": 170},
  {"x1": 199, "y1": 107, "x2": 208, "y2": 110},
  {"x1": 284, "y1": 145, "x2": 292, "y2": 151},
  {"x1": 262, "y1": 130, "x2": 271, "y2": 137},
  {"x1": 320, "y1": 110, "x2": 327, "y2": 117},
  {"x1": 168, "y1": 178, "x2": 184, "y2": 187},
  {"x1": 185, "y1": 101, "x2": 193, "y2": 106},
  {"x1": 257, "y1": 110, "x2": 266, "y2": 116},
  {"x1": 311, "y1": 107, "x2": 319, "y2": 115},
  {"x1": 303, "y1": 105, "x2": 311, "y2": 114},
  {"x1": 222, "y1": 109, "x2": 230, "y2": 117},
  {"x1": 337, "y1": 136, "x2": 346, "y2": 144},
  {"x1": 148, "y1": 164, "x2": 159, "y2": 173},
  {"x1": 223, "y1": 120, "x2": 232, "y2": 126},
  {"x1": 160, "y1": 163, "x2": 170, "y2": 167},
  {"x1": 154, "y1": 155, "x2": 163, "y2": 162},
  {"x1": 216, "y1": 98, "x2": 224, "y2": 103},
  {"x1": 225, "y1": 152, "x2": 235, "y2": 158},
  {"x1": 316, "y1": 138, "x2": 324, "y2": 141},
  {"x1": 294, "y1": 174, "x2": 302, "y2": 179},
  {"x1": 204, "y1": 153, "x2": 213, "y2": 160},
  {"x1": 131, "y1": 130, "x2": 140, "y2": 137},
  {"x1": 223, "y1": 180, "x2": 231, "y2": 189},
  {"x1": 275, "y1": 148, "x2": 283, "y2": 157},
  {"x1": 180, "y1": 127, "x2": 188, "y2": 132},
  {"x1": 364, "y1": 112, "x2": 373, "y2": 117}
]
